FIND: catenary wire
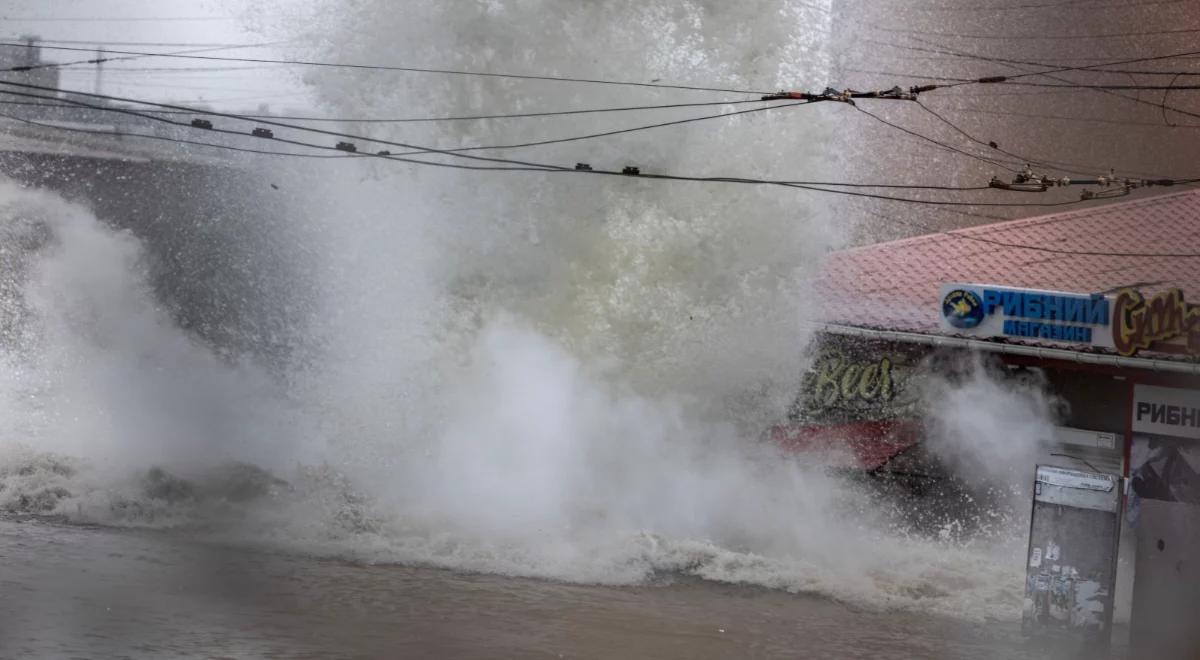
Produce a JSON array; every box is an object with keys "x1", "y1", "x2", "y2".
[
  {"x1": 0, "y1": 97, "x2": 792, "y2": 123},
  {"x1": 863, "y1": 209, "x2": 1200, "y2": 257},
  {"x1": 851, "y1": 104, "x2": 1023, "y2": 171},
  {"x1": 886, "y1": 0, "x2": 1185, "y2": 11},
  {"x1": 0, "y1": 87, "x2": 1102, "y2": 206},
  {"x1": 0, "y1": 41, "x2": 769, "y2": 95},
  {"x1": 918, "y1": 104, "x2": 1200, "y2": 129},
  {"x1": 1, "y1": 41, "x2": 287, "y2": 74},
  {"x1": 866, "y1": 25, "x2": 1200, "y2": 41}
]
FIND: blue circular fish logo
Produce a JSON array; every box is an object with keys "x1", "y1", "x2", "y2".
[{"x1": 943, "y1": 289, "x2": 984, "y2": 329}]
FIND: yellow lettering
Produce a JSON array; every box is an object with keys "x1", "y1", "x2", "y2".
[
  {"x1": 857, "y1": 363, "x2": 880, "y2": 401},
  {"x1": 840, "y1": 364, "x2": 862, "y2": 400}
]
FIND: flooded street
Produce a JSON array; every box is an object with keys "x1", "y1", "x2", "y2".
[
  {"x1": 1, "y1": 518, "x2": 1109, "y2": 660},
  {"x1": 2, "y1": 1, "x2": 1195, "y2": 658}
]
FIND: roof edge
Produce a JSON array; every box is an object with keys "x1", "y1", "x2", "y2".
[
  {"x1": 814, "y1": 322, "x2": 1200, "y2": 375},
  {"x1": 833, "y1": 187, "x2": 1200, "y2": 257}
]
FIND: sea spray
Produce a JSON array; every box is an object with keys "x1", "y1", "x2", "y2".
[{"x1": 1, "y1": 0, "x2": 1038, "y2": 622}]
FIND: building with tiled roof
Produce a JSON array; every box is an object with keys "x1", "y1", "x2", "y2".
[
  {"x1": 776, "y1": 189, "x2": 1200, "y2": 653},
  {"x1": 815, "y1": 189, "x2": 1200, "y2": 369}
]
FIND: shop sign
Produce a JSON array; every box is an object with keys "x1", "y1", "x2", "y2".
[
  {"x1": 1112, "y1": 287, "x2": 1200, "y2": 357},
  {"x1": 939, "y1": 283, "x2": 1115, "y2": 349},
  {"x1": 798, "y1": 340, "x2": 921, "y2": 423},
  {"x1": 1132, "y1": 384, "x2": 1200, "y2": 440}
]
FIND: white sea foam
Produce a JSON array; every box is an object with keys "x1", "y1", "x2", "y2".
[{"x1": 1, "y1": 0, "x2": 1041, "y2": 624}]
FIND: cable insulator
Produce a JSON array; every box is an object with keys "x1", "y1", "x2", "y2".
[
  {"x1": 190, "y1": 119, "x2": 213, "y2": 129},
  {"x1": 335, "y1": 141, "x2": 357, "y2": 152},
  {"x1": 977, "y1": 76, "x2": 1007, "y2": 84},
  {"x1": 991, "y1": 176, "x2": 1047, "y2": 192},
  {"x1": 622, "y1": 166, "x2": 640, "y2": 176},
  {"x1": 761, "y1": 90, "x2": 819, "y2": 101},
  {"x1": 574, "y1": 163, "x2": 592, "y2": 171},
  {"x1": 251, "y1": 127, "x2": 274, "y2": 138}
]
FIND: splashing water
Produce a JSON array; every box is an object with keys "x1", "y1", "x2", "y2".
[{"x1": 0, "y1": 0, "x2": 1042, "y2": 623}]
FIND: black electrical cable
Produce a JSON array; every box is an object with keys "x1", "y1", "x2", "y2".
[
  {"x1": 895, "y1": 0, "x2": 1184, "y2": 11},
  {"x1": 864, "y1": 38, "x2": 1200, "y2": 83},
  {"x1": 0, "y1": 80, "x2": 604, "y2": 169},
  {"x1": 0, "y1": 97, "x2": 787, "y2": 123},
  {"x1": 55, "y1": 65, "x2": 279, "y2": 73},
  {"x1": 16, "y1": 39, "x2": 263, "y2": 47},
  {"x1": 0, "y1": 87, "x2": 556, "y2": 170},
  {"x1": 2, "y1": 42, "x2": 286, "y2": 74},
  {"x1": 864, "y1": 201, "x2": 1200, "y2": 258},
  {"x1": 0, "y1": 108, "x2": 351, "y2": 158},
  {"x1": 868, "y1": 25, "x2": 1200, "y2": 41},
  {"x1": 0, "y1": 41, "x2": 768, "y2": 95},
  {"x1": 0, "y1": 88, "x2": 1089, "y2": 206},
  {"x1": 381, "y1": 101, "x2": 811, "y2": 156},
  {"x1": 998, "y1": 81, "x2": 1200, "y2": 90},
  {"x1": 910, "y1": 99, "x2": 1153, "y2": 179},
  {"x1": 3, "y1": 16, "x2": 235, "y2": 21},
  {"x1": 1, "y1": 95, "x2": 812, "y2": 157},
  {"x1": 921, "y1": 105, "x2": 1200, "y2": 129},
  {"x1": 909, "y1": 38, "x2": 1200, "y2": 122},
  {"x1": 846, "y1": 64, "x2": 1200, "y2": 79},
  {"x1": 0, "y1": 81, "x2": 826, "y2": 171},
  {"x1": 875, "y1": 37, "x2": 1200, "y2": 123},
  {"x1": 851, "y1": 104, "x2": 1023, "y2": 172}
]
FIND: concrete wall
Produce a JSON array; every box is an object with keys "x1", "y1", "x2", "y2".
[{"x1": 0, "y1": 150, "x2": 315, "y2": 367}]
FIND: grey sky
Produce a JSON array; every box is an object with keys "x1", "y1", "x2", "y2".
[{"x1": 0, "y1": 0, "x2": 318, "y2": 111}]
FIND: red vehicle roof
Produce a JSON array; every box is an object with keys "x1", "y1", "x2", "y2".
[{"x1": 816, "y1": 189, "x2": 1200, "y2": 348}]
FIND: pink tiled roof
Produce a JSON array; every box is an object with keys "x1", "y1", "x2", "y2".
[{"x1": 817, "y1": 189, "x2": 1200, "y2": 354}]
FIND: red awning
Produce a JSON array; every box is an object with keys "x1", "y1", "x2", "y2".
[{"x1": 768, "y1": 419, "x2": 920, "y2": 471}]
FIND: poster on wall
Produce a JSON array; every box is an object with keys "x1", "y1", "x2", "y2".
[
  {"x1": 1130, "y1": 384, "x2": 1200, "y2": 506},
  {"x1": 1023, "y1": 465, "x2": 1121, "y2": 648}
]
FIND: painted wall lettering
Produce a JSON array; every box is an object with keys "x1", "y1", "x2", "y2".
[{"x1": 1112, "y1": 288, "x2": 1200, "y2": 356}]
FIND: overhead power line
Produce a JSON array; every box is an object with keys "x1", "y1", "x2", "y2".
[
  {"x1": 0, "y1": 108, "x2": 349, "y2": 159},
  {"x1": 0, "y1": 103, "x2": 996, "y2": 191},
  {"x1": 998, "y1": 81, "x2": 1200, "y2": 90},
  {"x1": 0, "y1": 41, "x2": 768, "y2": 95},
  {"x1": 846, "y1": 65, "x2": 1200, "y2": 80},
  {"x1": 864, "y1": 208, "x2": 1200, "y2": 258},
  {"x1": 8, "y1": 39, "x2": 267, "y2": 47},
  {"x1": 864, "y1": 38, "x2": 1200, "y2": 82},
  {"x1": 875, "y1": 37, "x2": 1200, "y2": 121},
  {"x1": 918, "y1": 104, "x2": 1200, "y2": 129},
  {"x1": 851, "y1": 104, "x2": 1021, "y2": 172},
  {"x1": 54, "y1": 65, "x2": 280, "y2": 73},
  {"x1": 0, "y1": 85, "x2": 1105, "y2": 208},
  {"x1": 0, "y1": 97, "x2": 789, "y2": 123},
  {"x1": 0, "y1": 41, "x2": 286, "y2": 74},
  {"x1": 1, "y1": 16, "x2": 235, "y2": 22},
  {"x1": 893, "y1": 0, "x2": 1185, "y2": 11},
  {"x1": 867, "y1": 25, "x2": 1200, "y2": 41},
  {"x1": 910, "y1": 99, "x2": 1169, "y2": 179}
]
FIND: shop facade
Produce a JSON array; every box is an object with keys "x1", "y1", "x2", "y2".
[{"x1": 776, "y1": 190, "x2": 1200, "y2": 655}]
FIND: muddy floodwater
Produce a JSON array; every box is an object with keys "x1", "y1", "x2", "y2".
[{"x1": 0, "y1": 518, "x2": 1129, "y2": 660}]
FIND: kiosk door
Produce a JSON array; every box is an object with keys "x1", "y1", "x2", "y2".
[{"x1": 1022, "y1": 465, "x2": 1122, "y2": 650}]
